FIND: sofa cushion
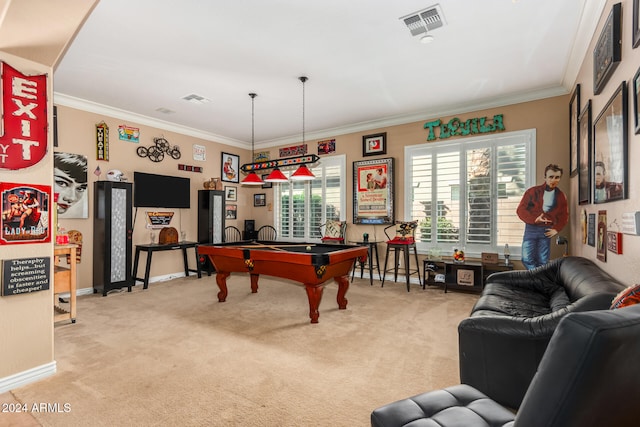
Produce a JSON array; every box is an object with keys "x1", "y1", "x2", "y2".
[{"x1": 371, "y1": 384, "x2": 515, "y2": 427}]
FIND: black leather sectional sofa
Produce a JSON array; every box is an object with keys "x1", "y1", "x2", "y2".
[{"x1": 457, "y1": 256, "x2": 626, "y2": 409}]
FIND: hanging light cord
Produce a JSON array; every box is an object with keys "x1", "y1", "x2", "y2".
[
  {"x1": 299, "y1": 76, "x2": 307, "y2": 144},
  {"x1": 250, "y1": 93, "x2": 257, "y2": 158}
]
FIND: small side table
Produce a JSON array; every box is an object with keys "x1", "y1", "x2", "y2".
[
  {"x1": 54, "y1": 244, "x2": 78, "y2": 324},
  {"x1": 350, "y1": 240, "x2": 382, "y2": 286}
]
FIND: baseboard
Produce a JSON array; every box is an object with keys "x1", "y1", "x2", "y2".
[
  {"x1": 56, "y1": 287, "x2": 96, "y2": 299},
  {"x1": 133, "y1": 271, "x2": 191, "y2": 286},
  {"x1": 0, "y1": 361, "x2": 57, "y2": 394}
]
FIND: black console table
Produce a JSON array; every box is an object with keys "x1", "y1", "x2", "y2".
[
  {"x1": 133, "y1": 241, "x2": 201, "y2": 289},
  {"x1": 423, "y1": 259, "x2": 513, "y2": 293}
]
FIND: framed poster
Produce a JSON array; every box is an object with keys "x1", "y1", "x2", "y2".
[
  {"x1": 578, "y1": 100, "x2": 591, "y2": 205},
  {"x1": 225, "y1": 204, "x2": 237, "y2": 219},
  {"x1": 224, "y1": 186, "x2": 237, "y2": 202},
  {"x1": 593, "y1": 3, "x2": 621, "y2": 95},
  {"x1": 1, "y1": 183, "x2": 51, "y2": 245},
  {"x1": 632, "y1": 66, "x2": 640, "y2": 135},
  {"x1": 54, "y1": 152, "x2": 89, "y2": 218},
  {"x1": 593, "y1": 82, "x2": 627, "y2": 204},
  {"x1": 588, "y1": 213, "x2": 596, "y2": 247},
  {"x1": 221, "y1": 152, "x2": 239, "y2": 183},
  {"x1": 633, "y1": 0, "x2": 640, "y2": 48},
  {"x1": 569, "y1": 84, "x2": 580, "y2": 177},
  {"x1": 353, "y1": 157, "x2": 394, "y2": 225},
  {"x1": 597, "y1": 210, "x2": 607, "y2": 262},
  {"x1": 362, "y1": 132, "x2": 387, "y2": 157}
]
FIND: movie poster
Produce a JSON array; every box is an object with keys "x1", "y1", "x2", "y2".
[
  {"x1": 353, "y1": 158, "x2": 394, "y2": 224},
  {"x1": 54, "y1": 152, "x2": 89, "y2": 219},
  {"x1": 1, "y1": 183, "x2": 51, "y2": 244}
]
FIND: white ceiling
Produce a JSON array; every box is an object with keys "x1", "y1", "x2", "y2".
[{"x1": 52, "y1": 0, "x2": 606, "y2": 150}]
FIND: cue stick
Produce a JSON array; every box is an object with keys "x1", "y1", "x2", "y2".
[{"x1": 234, "y1": 244, "x2": 317, "y2": 249}]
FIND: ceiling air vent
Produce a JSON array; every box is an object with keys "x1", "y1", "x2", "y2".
[
  {"x1": 400, "y1": 4, "x2": 446, "y2": 38},
  {"x1": 181, "y1": 93, "x2": 210, "y2": 105}
]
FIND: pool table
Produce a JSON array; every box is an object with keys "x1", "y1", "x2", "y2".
[{"x1": 197, "y1": 241, "x2": 368, "y2": 323}]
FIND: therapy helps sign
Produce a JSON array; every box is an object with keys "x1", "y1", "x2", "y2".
[{"x1": 0, "y1": 62, "x2": 48, "y2": 170}]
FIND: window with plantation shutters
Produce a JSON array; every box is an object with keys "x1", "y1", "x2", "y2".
[
  {"x1": 406, "y1": 129, "x2": 535, "y2": 257},
  {"x1": 275, "y1": 155, "x2": 346, "y2": 241}
]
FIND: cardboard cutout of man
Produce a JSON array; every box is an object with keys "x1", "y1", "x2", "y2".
[{"x1": 516, "y1": 164, "x2": 569, "y2": 270}]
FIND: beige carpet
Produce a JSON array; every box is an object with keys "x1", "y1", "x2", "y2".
[{"x1": 12, "y1": 273, "x2": 478, "y2": 426}]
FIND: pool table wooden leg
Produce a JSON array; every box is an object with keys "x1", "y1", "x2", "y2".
[
  {"x1": 250, "y1": 273, "x2": 259, "y2": 293},
  {"x1": 334, "y1": 275, "x2": 349, "y2": 309},
  {"x1": 216, "y1": 272, "x2": 230, "y2": 302},
  {"x1": 305, "y1": 285, "x2": 324, "y2": 323}
]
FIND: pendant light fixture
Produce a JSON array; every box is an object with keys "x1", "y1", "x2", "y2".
[
  {"x1": 290, "y1": 76, "x2": 315, "y2": 181},
  {"x1": 241, "y1": 93, "x2": 265, "y2": 186}
]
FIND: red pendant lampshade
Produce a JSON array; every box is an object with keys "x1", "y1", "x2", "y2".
[
  {"x1": 264, "y1": 167, "x2": 288, "y2": 183},
  {"x1": 241, "y1": 171, "x2": 264, "y2": 185},
  {"x1": 290, "y1": 164, "x2": 315, "y2": 180}
]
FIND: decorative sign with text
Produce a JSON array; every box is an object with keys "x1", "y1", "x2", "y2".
[
  {"x1": 1, "y1": 182, "x2": 51, "y2": 245},
  {"x1": 145, "y1": 211, "x2": 174, "y2": 228},
  {"x1": 2, "y1": 256, "x2": 50, "y2": 296},
  {"x1": 424, "y1": 114, "x2": 505, "y2": 141},
  {"x1": 96, "y1": 122, "x2": 109, "y2": 160},
  {"x1": 118, "y1": 124, "x2": 139, "y2": 143},
  {"x1": 279, "y1": 144, "x2": 307, "y2": 157},
  {"x1": 0, "y1": 62, "x2": 48, "y2": 170},
  {"x1": 318, "y1": 139, "x2": 336, "y2": 155}
]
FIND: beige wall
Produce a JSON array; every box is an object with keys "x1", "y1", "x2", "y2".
[
  {"x1": 55, "y1": 93, "x2": 569, "y2": 289},
  {"x1": 55, "y1": 105, "x2": 264, "y2": 289},
  {"x1": 0, "y1": 53, "x2": 55, "y2": 378},
  {"x1": 567, "y1": 0, "x2": 640, "y2": 285}
]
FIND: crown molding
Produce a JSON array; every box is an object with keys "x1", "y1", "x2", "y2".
[
  {"x1": 55, "y1": 86, "x2": 567, "y2": 151},
  {"x1": 255, "y1": 86, "x2": 567, "y2": 148},
  {"x1": 53, "y1": 92, "x2": 249, "y2": 148}
]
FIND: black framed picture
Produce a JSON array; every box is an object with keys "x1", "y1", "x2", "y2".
[
  {"x1": 221, "y1": 152, "x2": 239, "y2": 183},
  {"x1": 224, "y1": 186, "x2": 237, "y2": 202},
  {"x1": 362, "y1": 132, "x2": 387, "y2": 157},
  {"x1": 254, "y1": 193, "x2": 266, "y2": 207},
  {"x1": 633, "y1": 0, "x2": 640, "y2": 48},
  {"x1": 578, "y1": 99, "x2": 591, "y2": 205},
  {"x1": 353, "y1": 157, "x2": 394, "y2": 224},
  {"x1": 261, "y1": 174, "x2": 272, "y2": 189},
  {"x1": 225, "y1": 204, "x2": 237, "y2": 219},
  {"x1": 569, "y1": 84, "x2": 580, "y2": 177},
  {"x1": 633, "y1": 66, "x2": 640, "y2": 134},
  {"x1": 593, "y1": 81, "x2": 627, "y2": 204},
  {"x1": 593, "y1": 2, "x2": 622, "y2": 95}
]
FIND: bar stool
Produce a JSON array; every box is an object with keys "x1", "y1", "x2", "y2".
[{"x1": 381, "y1": 221, "x2": 421, "y2": 292}]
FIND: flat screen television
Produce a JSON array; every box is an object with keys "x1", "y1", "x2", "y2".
[{"x1": 133, "y1": 172, "x2": 190, "y2": 208}]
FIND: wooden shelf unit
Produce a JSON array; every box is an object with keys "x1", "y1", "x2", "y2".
[{"x1": 54, "y1": 244, "x2": 78, "y2": 324}]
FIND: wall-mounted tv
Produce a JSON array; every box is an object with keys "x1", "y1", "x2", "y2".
[{"x1": 133, "y1": 172, "x2": 190, "y2": 208}]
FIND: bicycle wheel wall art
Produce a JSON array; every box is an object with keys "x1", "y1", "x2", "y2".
[{"x1": 136, "y1": 137, "x2": 181, "y2": 162}]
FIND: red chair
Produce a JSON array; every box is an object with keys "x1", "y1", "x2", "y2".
[
  {"x1": 382, "y1": 221, "x2": 421, "y2": 291},
  {"x1": 319, "y1": 220, "x2": 346, "y2": 244}
]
